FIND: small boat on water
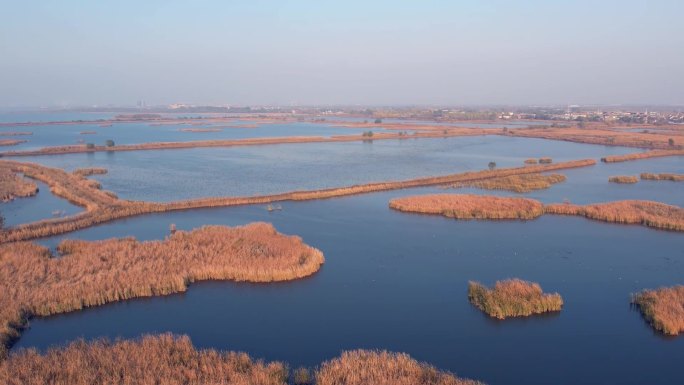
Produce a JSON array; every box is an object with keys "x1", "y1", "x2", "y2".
[{"x1": 266, "y1": 204, "x2": 282, "y2": 212}]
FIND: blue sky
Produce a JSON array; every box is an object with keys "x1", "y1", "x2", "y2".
[{"x1": 1, "y1": 0, "x2": 682, "y2": 107}]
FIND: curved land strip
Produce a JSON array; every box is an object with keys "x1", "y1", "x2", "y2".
[
  {"x1": 0, "y1": 132, "x2": 32, "y2": 137},
  {"x1": 468, "y1": 279, "x2": 563, "y2": 319},
  {"x1": 0, "y1": 167, "x2": 38, "y2": 202},
  {"x1": 0, "y1": 159, "x2": 595, "y2": 243},
  {"x1": 389, "y1": 194, "x2": 544, "y2": 220},
  {"x1": 600, "y1": 149, "x2": 684, "y2": 163},
  {"x1": 641, "y1": 173, "x2": 684, "y2": 182},
  {"x1": 0, "y1": 222, "x2": 324, "y2": 357},
  {"x1": 632, "y1": 285, "x2": 684, "y2": 336},
  {"x1": 390, "y1": 194, "x2": 684, "y2": 232},
  {"x1": 449, "y1": 173, "x2": 566, "y2": 193},
  {"x1": 0, "y1": 129, "x2": 499, "y2": 157},
  {"x1": 608, "y1": 176, "x2": 638, "y2": 184},
  {"x1": 179, "y1": 127, "x2": 223, "y2": 132},
  {"x1": 0, "y1": 335, "x2": 483, "y2": 385}
]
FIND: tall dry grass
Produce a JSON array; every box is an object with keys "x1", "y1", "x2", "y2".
[
  {"x1": 0, "y1": 167, "x2": 38, "y2": 202},
  {"x1": 0, "y1": 140, "x2": 25, "y2": 147},
  {"x1": 511, "y1": 127, "x2": 684, "y2": 150},
  {"x1": 0, "y1": 223, "x2": 324, "y2": 357},
  {"x1": 600, "y1": 150, "x2": 684, "y2": 163},
  {"x1": 450, "y1": 173, "x2": 566, "y2": 193},
  {"x1": 640, "y1": 173, "x2": 684, "y2": 182},
  {"x1": 0, "y1": 159, "x2": 595, "y2": 242},
  {"x1": 0, "y1": 335, "x2": 486, "y2": 385},
  {"x1": 631, "y1": 286, "x2": 684, "y2": 336},
  {"x1": 0, "y1": 334, "x2": 288, "y2": 385},
  {"x1": 389, "y1": 194, "x2": 544, "y2": 220},
  {"x1": 608, "y1": 176, "x2": 639, "y2": 184},
  {"x1": 72, "y1": 168, "x2": 108, "y2": 177},
  {"x1": 468, "y1": 279, "x2": 563, "y2": 319},
  {"x1": 316, "y1": 350, "x2": 483, "y2": 385},
  {"x1": 544, "y1": 200, "x2": 684, "y2": 232}
]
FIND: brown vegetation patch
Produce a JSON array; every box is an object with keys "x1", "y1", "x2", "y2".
[
  {"x1": 389, "y1": 194, "x2": 544, "y2": 220},
  {"x1": 72, "y1": 167, "x2": 108, "y2": 177},
  {"x1": 179, "y1": 128, "x2": 223, "y2": 132},
  {"x1": 524, "y1": 158, "x2": 538, "y2": 164},
  {"x1": 450, "y1": 173, "x2": 566, "y2": 193},
  {"x1": 0, "y1": 159, "x2": 595, "y2": 243},
  {"x1": 640, "y1": 173, "x2": 684, "y2": 182},
  {"x1": 608, "y1": 175, "x2": 639, "y2": 184},
  {"x1": 510, "y1": 127, "x2": 684, "y2": 150},
  {"x1": 0, "y1": 167, "x2": 38, "y2": 203},
  {"x1": 632, "y1": 286, "x2": 684, "y2": 336},
  {"x1": 78, "y1": 131, "x2": 97, "y2": 135},
  {"x1": 0, "y1": 132, "x2": 32, "y2": 137},
  {"x1": 0, "y1": 334, "x2": 288, "y2": 385},
  {"x1": 468, "y1": 279, "x2": 563, "y2": 319},
  {"x1": 538, "y1": 157, "x2": 553, "y2": 164},
  {"x1": 544, "y1": 200, "x2": 684, "y2": 232},
  {"x1": 0, "y1": 223, "x2": 324, "y2": 356},
  {"x1": 600, "y1": 150, "x2": 684, "y2": 163},
  {"x1": 0, "y1": 335, "x2": 485, "y2": 385},
  {"x1": 0, "y1": 140, "x2": 26, "y2": 147},
  {"x1": 317, "y1": 349, "x2": 483, "y2": 385}
]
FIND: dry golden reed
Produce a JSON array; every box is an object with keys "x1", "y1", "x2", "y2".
[
  {"x1": 640, "y1": 173, "x2": 684, "y2": 182},
  {"x1": 0, "y1": 335, "x2": 485, "y2": 385},
  {"x1": 511, "y1": 127, "x2": 683, "y2": 150},
  {"x1": 450, "y1": 173, "x2": 566, "y2": 193},
  {"x1": 0, "y1": 159, "x2": 595, "y2": 242},
  {"x1": 468, "y1": 279, "x2": 563, "y2": 319},
  {"x1": 632, "y1": 286, "x2": 684, "y2": 336},
  {"x1": 316, "y1": 349, "x2": 483, "y2": 385},
  {"x1": 0, "y1": 334, "x2": 288, "y2": 385},
  {"x1": 601, "y1": 150, "x2": 684, "y2": 163},
  {"x1": 0, "y1": 223, "x2": 324, "y2": 357},
  {"x1": 72, "y1": 167, "x2": 108, "y2": 177},
  {"x1": 389, "y1": 194, "x2": 544, "y2": 220},
  {"x1": 0, "y1": 167, "x2": 38, "y2": 202},
  {"x1": 538, "y1": 157, "x2": 553, "y2": 164},
  {"x1": 544, "y1": 200, "x2": 684, "y2": 232},
  {"x1": 608, "y1": 176, "x2": 639, "y2": 184},
  {"x1": 524, "y1": 158, "x2": 538, "y2": 164}
]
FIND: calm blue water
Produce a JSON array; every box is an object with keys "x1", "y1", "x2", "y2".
[
  {"x1": 14, "y1": 187, "x2": 684, "y2": 385},
  {"x1": 0, "y1": 121, "x2": 380, "y2": 151},
  {"x1": 1, "y1": 179, "x2": 82, "y2": 227},
  {"x1": 3, "y1": 127, "x2": 684, "y2": 385},
  {"x1": 16, "y1": 136, "x2": 636, "y2": 202}
]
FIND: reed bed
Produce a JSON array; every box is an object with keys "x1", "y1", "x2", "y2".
[
  {"x1": 72, "y1": 167, "x2": 108, "y2": 177},
  {"x1": 631, "y1": 286, "x2": 684, "y2": 336},
  {"x1": 0, "y1": 132, "x2": 32, "y2": 136},
  {"x1": 544, "y1": 200, "x2": 684, "y2": 232},
  {"x1": 0, "y1": 334, "x2": 288, "y2": 385},
  {"x1": 0, "y1": 129, "x2": 496, "y2": 157},
  {"x1": 468, "y1": 279, "x2": 563, "y2": 319},
  {"x1": 316, "y1": 349, "x2": 483, "y2": 385},
  {"x1": 179, "y1": 128, "x2": 223, "y2": 132},
  {"x1": 0, "y1": 223, "x2": 324, "y2": 356},
  {"x1": 0, "y1": 168, "x2": 38, "y2": 202},
  {"x1": 0, "y1": 159, "x2": 595, "y2": 243},
  {"x1": 600, "y1": 150, "x2": 684, "y2": 163},
  {"x1": 640, "y1": 173, "x2": 684, "y2": 182},
  {"x1": 538, "y1": 157, "x2": 553, "y2": 164},
  {"x1": 608, "y1": 175, "x2": 639, "y2": 184},
  {"x1": 389, "y1": 194, "x2": 544, "y2": 220},
  {"x1": 0, "y1": 140, "x2": 26, "y2": 147},
  {"x1": 78, "y1": 131, "x2": 97, "y2": 135},
  {"x1": 524, "y1": 158, "x2": 538, "y2": 164},
  {"x1": 450, "y1": 173, "x2": 566, "y2": 193},
  {"x1": 0, "y1": 335, "x2": 485, "y2": 385},
  {"x1": 511, "y1": 127, "x2": 684, "y2": 150}
]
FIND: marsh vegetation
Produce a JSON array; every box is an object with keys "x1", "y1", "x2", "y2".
[
  {"x1": 468, "y1": 279, "x2": 563, "y2": 319},
  {"x1": 632, "y1": 286, "x2": 684, "y2": 336}
]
